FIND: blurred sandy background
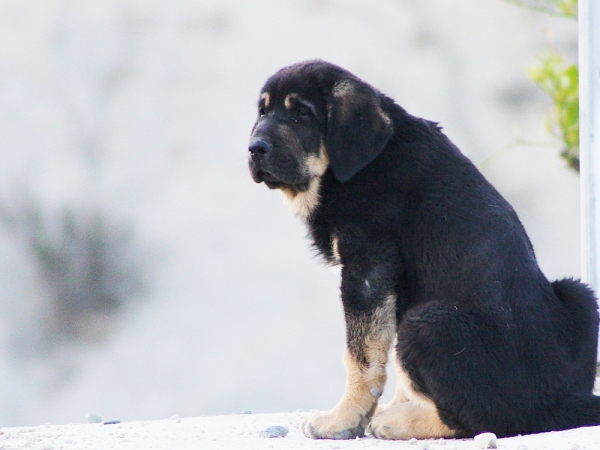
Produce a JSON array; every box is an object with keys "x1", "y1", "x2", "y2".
[{"x1": 0, "y1": 0, "x2": 579, "y2": 426}]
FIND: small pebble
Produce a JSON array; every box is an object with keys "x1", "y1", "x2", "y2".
[
  {"x1": 409, "y1": 437, "x2": 418, "y2": 445},
  {"x1": 473, "y1": 432, "x2": 497, "y2": 449},
  {"x1": 171, "y1": 415, "x2": 181, "y2": 423},
  {"x1": 259, "y1": 425, "x2": 289, "y2": 438},
  {"x1": 86, "y1": 413, "x2": 103, "y2": 424},
  {"x1": 102, "y1": 418, "x2": 121, "y2": 425}
]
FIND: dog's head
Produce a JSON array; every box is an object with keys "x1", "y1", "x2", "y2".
[{"x1": 248, "y1": 60, "x2": 394, "y2": 195}]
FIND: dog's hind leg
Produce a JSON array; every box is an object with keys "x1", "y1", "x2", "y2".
[
  {"x1": 370, "y1": 346, "x2": 456, "y2": 439},
  {"x1": 370, "y1": 301, "x2": 514, "y2": 438}
]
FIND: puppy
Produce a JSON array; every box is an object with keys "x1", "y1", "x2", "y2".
[{"x1": 248, "y1": 60, "x2": 600, "y2": 440}]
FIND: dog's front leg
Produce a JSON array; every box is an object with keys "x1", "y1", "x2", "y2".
[{"x1": 303, "y1": 264, "x2": 396, "y2": 439}]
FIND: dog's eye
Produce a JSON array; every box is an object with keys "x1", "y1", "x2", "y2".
[
  {"x1": 259, "y1": 107, "x2": 266, "y2": 116},
  {"x1": 296, "y1": 107, "x2": 310, "y2": 118}
]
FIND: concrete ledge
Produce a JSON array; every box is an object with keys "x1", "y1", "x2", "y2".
[{"x1": 1, "y1": 411, "x2": 600, "y2": 449}]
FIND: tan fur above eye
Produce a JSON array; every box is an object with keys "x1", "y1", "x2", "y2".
[
  {"x1": 261, "y1": 91, "x2": 270, "y2": 108},
  {"x1": 284, "y1": 93, "x2": 298, "y2": 109}
]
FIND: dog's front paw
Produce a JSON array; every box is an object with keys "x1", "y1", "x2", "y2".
[{"x1": 302, "y1": 409, "x2": 368, "y2": 440}]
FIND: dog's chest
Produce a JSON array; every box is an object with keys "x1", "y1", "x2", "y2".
[{"x1": 307, "y1": 215, "x2": 343, "y2": 266}]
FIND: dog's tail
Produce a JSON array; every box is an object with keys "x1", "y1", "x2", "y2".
[
  {"x1": 551, "y1": 277, "x2": 598, "y2": 315},
  {"x1": 547, "y1": 278, "x2": 600, "y2": 430},
  {"x1": 552, "y1": 277, "x2": 598, "y2": 338},
  {"x1": 551, "y1": 278, "x2": 599, "y2": 360},
  {"x1": 551, "y1": 278, "x2": 598, "y2": 380},
  {"x1": 548, "y1": 393, "x2": 600, "y2": 431}
]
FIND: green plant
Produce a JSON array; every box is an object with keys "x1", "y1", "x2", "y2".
[
  {"x1": 527, "y1": 53, "x2": 579, "y2": 170},
  {"x1": 504, "y1": 0, "x2": 579, "y2": 171},
  {"x1": 504, "y1": 0, "x2": 577, "y2": 18}
]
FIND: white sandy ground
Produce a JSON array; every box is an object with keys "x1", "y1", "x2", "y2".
[{"x1": 1, "y1": 412, "x2": 599, "y2": 450}]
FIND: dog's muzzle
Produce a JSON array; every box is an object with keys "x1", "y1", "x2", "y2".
[
  {"x1": 248, "y1": 136, "x2": 277, "y2": 185},
  {"x1": 248, "y1": 137, "x2": 273, "y2": 159}
]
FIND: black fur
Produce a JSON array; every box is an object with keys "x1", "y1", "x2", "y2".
[{"x1": 248, "y1": 60, "x2": 600, "y2": 438}]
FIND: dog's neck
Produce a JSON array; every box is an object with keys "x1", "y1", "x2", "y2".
[{"x1": 280, "y1": 177, "x2": 322, "y2": 220}]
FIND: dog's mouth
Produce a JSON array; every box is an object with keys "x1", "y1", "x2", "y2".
[
  {"x1": 253, "y1": 169, "x2": 283, "y2": 188},
  {"x1": 254, "y1": 169, "x2": 310, "y2": 192}
]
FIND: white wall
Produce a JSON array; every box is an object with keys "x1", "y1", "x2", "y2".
[{"x1": 0, "y1": 0, "x2": 579, "y2": 426}]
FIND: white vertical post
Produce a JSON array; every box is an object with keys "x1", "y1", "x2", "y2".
[{"x1": 579, "y1": 0, "x2": 600, "y2": 293}]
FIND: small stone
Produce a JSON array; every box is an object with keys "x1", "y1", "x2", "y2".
[
  {"x1": 171, "y1": 415, "x2": 181, "y2": 423},
  {"x1": 260, "y1": 425, "x2": 289, "y2": 438},
  {"x1": 86, "y1": 413, "x2": 103, "y2": 424},
  {"x1": 473, "y1": 432, "x2": 497, "y2": 449},
  {"x1": 409, "y1": 437, "x2": 418, "y2": 444},
  {"x1": 102, "y1": 418, "x2": 121, "y2": 425}
]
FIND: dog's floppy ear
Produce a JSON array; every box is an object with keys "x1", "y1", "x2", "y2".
[{"x1": 324, "y1": 78, "x2": 393, "y2": 183}]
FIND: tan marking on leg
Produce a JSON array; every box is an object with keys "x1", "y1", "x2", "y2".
[
  {"x1": 260, "y1": 91, "x2": 270, "y2": 108},
  {"x1": 393, "y1": 359, "x2": 432, "y2": 408},
  {"x1": 377, "y1": 350, "x2": 410, "y2": 412},
  {"x1": 303, "y1": 295, "x2": 396, "y2": 439},
  {"x1": 370, "y1": 401, "x2": 456, "y2": 440},
  {"x1": 376, "y1": 346, "x2": 431, "y2": 414},
  {"x1": 370, "y1": 350, "x2": 456, "y2": 440}
]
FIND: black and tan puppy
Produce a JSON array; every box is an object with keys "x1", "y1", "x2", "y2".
[{"x1": 248, "y1": 60, "x2": 600, "y2": 440}]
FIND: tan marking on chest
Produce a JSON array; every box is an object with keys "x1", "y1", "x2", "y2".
[
  {"x1": 280, "y1": 143, "x2": 329, "y2": 219},
  {"x1": 331, "y1": 236, "x2": 341, "y2": 264},
  {"x1": 281, "y1": 177, "x2": 322, "y2": 219}
]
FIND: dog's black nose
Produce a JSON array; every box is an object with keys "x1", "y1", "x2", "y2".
[{"x1": 248, "y1": 138, "x2": 272, "y2": 158}]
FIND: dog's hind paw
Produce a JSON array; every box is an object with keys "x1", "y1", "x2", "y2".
[
  {"x1": 302, "y1": 410, "x2": 367, "y2": 440},
  {"x1": 369, "y1": 402, "x2": 456, "y2": 440}
]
